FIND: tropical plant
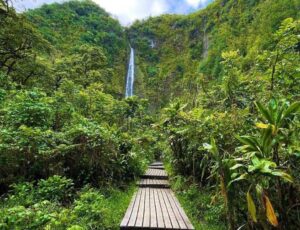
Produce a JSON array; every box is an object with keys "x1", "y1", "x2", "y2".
[
  {"x1": 203, "y1": 138, "x2": 235, "y2": 230},
  {"x1": 230, "y1": 98, "x2": 299, "y2": 228}
]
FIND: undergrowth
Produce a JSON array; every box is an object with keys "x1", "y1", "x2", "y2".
[
  {"x1": 167, "y1": 163, "x2": 226, "y2": 230},
  {"x1": 0, "y1": 176, "x2": 136, "y2": 230}
]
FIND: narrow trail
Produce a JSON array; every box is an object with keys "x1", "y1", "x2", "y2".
[{"x1": 120, "y1": 162, "x2": 194, "y2": 229}]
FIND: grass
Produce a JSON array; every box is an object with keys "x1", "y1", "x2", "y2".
[
  {"x1": 165, "y1": 163, "x2": 226, "y2": 230},
  {"x1": 174, "y1": 183, "x2": 226, "y2": 230},
  {"x1": 0, "y1": 178, "x2": 137, "y2": 230},
  {"x1": 98, "y1": 184, "x2": 137, "y2": 229}
]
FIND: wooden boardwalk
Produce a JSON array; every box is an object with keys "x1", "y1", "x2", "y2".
[
  {"x1": 120, "y1": 162, "x2": 194, "y2": 230},
  {"x1": 138, "y1": 179, "x2": 170, "y2": 188},
  {"x1": 142, "y1": 168, "x2": 168, "y2": 179}
]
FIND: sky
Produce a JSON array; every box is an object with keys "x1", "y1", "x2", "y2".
[{"x1": 12, "y1": 0, "x2": 213, "y2": 26}]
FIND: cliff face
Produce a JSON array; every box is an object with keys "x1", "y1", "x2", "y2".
[
  {"x1": 24, "y1": 0, "x2": 299, "y2": 105},
  {"x1": 127, "y1": 0, "x2": 299, "y2": 108}
]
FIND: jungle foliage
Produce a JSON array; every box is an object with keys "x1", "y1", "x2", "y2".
[
  {"x1": 127, "y1": 0, "x2": 300, "y2": 228},
  {"x1": 128, "y1": 0, "x2": 299, "y2": 109},
  {"x1": 0, "y1": 0, "x2": 158, "y2": 228},
  {"x1": 0, "y1": 0, "x2": 299, "y2": 229},
  {"x1": 141, "y1": 1, "x2": 299, "y2": 228}
]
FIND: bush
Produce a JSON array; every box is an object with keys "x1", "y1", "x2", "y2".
[
  {"x1": 46, "y1": 185, "x2": 135, "y2": 230},
  {"x1": 0, "y1": 201, "x2": 59, "y2": 230},
  {"x1": 37, "y1": 176, "x2": 74, "y2": 203},
  {"x1": 5, "y1": 90, "x2": 54, "y2": 129},
  {"x1": 7, "y1": 176, "x2": 74, "y2": 207},
  {"x1": 0, "y1": 179, "x2": 135, "y2": 230},
  {"x1": 72, "y1": 189, "x2": 106, "y2": 228},
  {"x1": 172, "y1": 179, "x2": 226, "y2": 230}
]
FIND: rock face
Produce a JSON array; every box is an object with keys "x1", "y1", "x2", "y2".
[
  {"x1": 126, "y1": 0, "x2": 299, "y2": 109},
  {"x1": 202, "y1": 33, "x2": 209, "y2": 58}
]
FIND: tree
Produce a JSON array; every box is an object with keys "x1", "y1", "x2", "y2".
[
  {"x1": 55, "y1": 45, "x2": 110, "y2": 88},
  {"x1": 257, "y1": 18, "x2": 300, "y2": 97},
  {"x1": 0, "y1": 1, "x2": 50, "y2": 85}
]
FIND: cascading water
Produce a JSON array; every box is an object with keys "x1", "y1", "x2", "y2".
[{"x1": 125, "y1": 47, "x2": 135, "y2": 98}]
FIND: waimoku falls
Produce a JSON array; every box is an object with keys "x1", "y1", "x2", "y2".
[{"x1": 125, "y1": 47, "x2": 135, "y2": 98}]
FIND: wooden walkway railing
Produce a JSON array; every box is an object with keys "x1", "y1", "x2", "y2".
[{"x1": 120, "y1": 162, "x2": 194, "y2": 229}]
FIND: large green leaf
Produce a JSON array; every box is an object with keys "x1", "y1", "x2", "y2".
[
  {"x1": 271, "y1": 170, "x2": 293, "y2": 183},
  {"x1": 282, "y1": 101, "x2": 300, "y2": 120},
  {"x1": 275, "y1": 105, "x2": 285, "y2": 127},
  {"x1": 230, "y1": 163, "x2": 244, "y2": 170},
  {"x1": 203, "y1": 137, "x2": 219, "y2": 158},
  {"x1": 247, "y1": 192, "x2": 257, "y2": 223},
  {"x1": 255, "y1": 101, "x2": 274, "y2": 124},
  {"x1": 255, "y1": 184, "x2": 263, "y2": 198},
  {"x1": 268, "y1": 98, "x2": 278, "y2": 112},
  {"x1": 228, "y1": 173, "x2": 248, "y2": 187},
  {"x1": 248, "y1": 157, "x2": 276, "y2": 173},
  {"x1": 237, "y1": 136, "x2": 261, "y2": 153},
  {"x1": 261, "y1": 127, "x2": 273, "y2": 155}
]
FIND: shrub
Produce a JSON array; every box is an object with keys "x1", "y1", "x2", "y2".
[
  {"x1": 5, "y1": 90, "x2": 54, "y2": 129},
  {"x1": 37, "y1": 176, "x2": 74, "y2": 203},
  {"x1": 0, "y1": 201, "x2": 59, "y2": 230}
]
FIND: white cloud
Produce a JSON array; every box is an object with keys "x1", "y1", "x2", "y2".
[
  {"x1": 12, "y1": 0, "x2": 71, "y2": 12},
  {"x1": 185, "y1": 0, "x2": 209, "y2": 8},
  {"x1": 95, "y1": 0, "x2": 170, "y2": 26},
  {"x1": 12, "y1": 0, "x2": 213, "y2": 26}
]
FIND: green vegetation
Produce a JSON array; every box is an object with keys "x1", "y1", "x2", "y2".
[
  {"x1": 129, "y1": 0, "x2": 300, "y2": 228},
  {"x1": 155, "y1": 15, "x2": 300, "y2": 230},
  {"x1": 129, "y1": 0, "x2": 299, "y2": 109},
  {"x1": 168, "y1": 173, "x2": 225, "y2": 230},
  {"x1": 0, "y1": 176, "x2": 135, "y2": 229},
  {"x1": 0, "y1": 0, "x2": 299, "y2": 229},
  {"x1": 0, "y1": 1, "x2": 156, "y2": 228}
]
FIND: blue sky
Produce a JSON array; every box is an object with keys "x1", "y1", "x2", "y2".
[{"x1": 13, "y1": 0, "x2": 213, "y2": 25}]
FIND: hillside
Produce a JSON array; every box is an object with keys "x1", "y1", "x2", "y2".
[
  {"x1": 25, "y1": 0, "x2": 128, "y2": 96},
  {"x1": 129, "y1": 0, "x2": 299, "y2": 108},
  {"x1": 0, "y1": 0, "x2": 300, "y2": 229}
]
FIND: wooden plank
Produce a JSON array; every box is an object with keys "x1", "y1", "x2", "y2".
[
  {"x1": 165, "y1": 189, "x2": 188, "y2": 229},
  {"x1": 142, "y1": 168, "x2": 168, "y2": 179},
  {"x1": 127, "y1": 188, "x2": 142, "y2": 227},
  {"x1": 154, "y1": 188, "x2": 165, "y2": 229},
  {"x1": 150, "y1": 188, "x2": 158, "y2": 228},
  {"x1": 149, "y1": 165, "x2": 164, "y2": 169},
  {"x1": 138, "y1": 179, "x2": 170, "y2": 188},
  {"x1": 150, "y1": 162, "x2": 163, "y2": 166},
  {"x1": 120, "y1": 191, "x2": 138, "y2": 228},
  {"x1": 158, "y1": 188, "x2": 172, "y2": 229},
  {"x1": 121, "y1": 162, "x2": 194, "y2": 230},
  {"x1": 120, "y1": 188, "x2": 194, "y2": 229},
  {"x1": 170, "y1": 191, "x2": 194, "y2": 230},
  {"x1": 161, "y1": 189, "x2": 180, "y2": 229},
  {"x1": 135, "y1": 188, "x2": 146, "y2": 227},
  {"x1": 143, "y1": 187, "x2": 151, "y2": 228}
]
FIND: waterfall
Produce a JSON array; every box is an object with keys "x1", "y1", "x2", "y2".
[{"x1": 125, "y1": 47, "x2": 135, "y2": 98}]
